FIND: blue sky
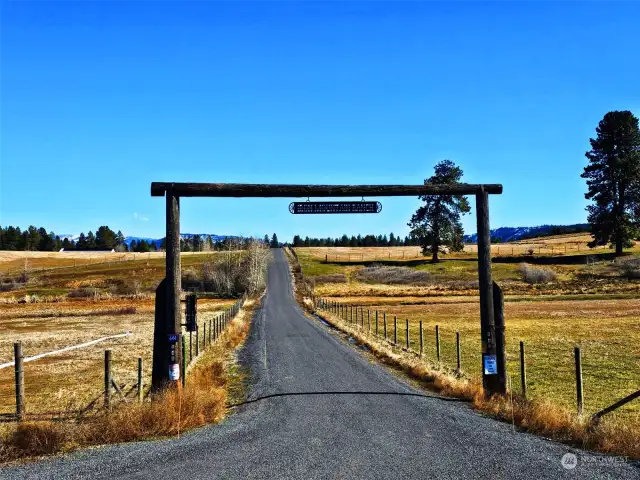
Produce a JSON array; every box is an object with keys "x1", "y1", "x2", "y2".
[{"x1": 1, "y1": 1, "x2": 639, "y2": 241}]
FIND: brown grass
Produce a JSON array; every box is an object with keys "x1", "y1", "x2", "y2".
[
  {"x1": 315, "y1": 307, "x2": 640, "y2": 460},
  {"x1": 0, "y1": 297, "x2": 256, "y2": 463},
  {"x1": 0, "y1": 297, "x2": 234, "y2": 415}
]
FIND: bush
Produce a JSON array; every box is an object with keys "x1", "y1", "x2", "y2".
[
  {"x1": 313, "y1": 274, "x2": 348, "y2": 284},
  {"x1": 195, "y1": 240, "x2": 271, "y2": 296},
  {"x1": 519, "y1": 263, "x2": 556, "y2": 284},
  {"x1": 616, "y1": 257, "x2": 640, "y2": 279},
  {"x1": 356, "y1": 266, "x2": 432, "y2": 285},
  {"x1": 67, "y1": 287, "x2": 102, "y2": 298}
]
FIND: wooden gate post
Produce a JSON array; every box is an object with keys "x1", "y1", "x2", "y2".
[
  {"x1": 476, "y1": 189, "x2": 503, "y2": 396},
  {"x1": 493, "y1": 281, "x2": 507, "y2": 394},
  {"x1": 151, "y1": 189, "x2": 182, "y2": 392}
]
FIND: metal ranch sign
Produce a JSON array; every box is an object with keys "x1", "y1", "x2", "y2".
[{"x1": 289, "y1": 201, "x2": 382, "y2": 214}]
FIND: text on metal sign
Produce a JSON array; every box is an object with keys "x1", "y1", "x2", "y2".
[{"x1": 289, "y1": 201, "x2": 382, "y2": 214}]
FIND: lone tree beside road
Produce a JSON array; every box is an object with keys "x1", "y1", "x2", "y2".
[
  {"x1": 270, "y1": 233, "x2": 279, "y2": 248},
  {"x1": 582, "y1": 110, "x2": 640, "y2": 256},
  {"x1": 408, "y1": 160, "x2": 470, "y2": 262}
]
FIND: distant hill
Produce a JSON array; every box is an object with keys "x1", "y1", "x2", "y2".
[{"x1": 464, "y1": 224, "x2": 590, "y2": 243}]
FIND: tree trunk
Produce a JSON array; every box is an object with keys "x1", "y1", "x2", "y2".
[
  {"x1": 616, "y1": 237, "x2": 623, "y2": 256},
  {"x1": 431, "y1": 248, "x2": 439, "y2": 263}
]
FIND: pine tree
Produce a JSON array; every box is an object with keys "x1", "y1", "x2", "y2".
[
  {"x1": 77, "y1": 233, "x2": 87, "y2": 250},
  {"x1": 264, "y1": 234, "x2": 270, "y2": 245},
  {"x1": 581, "y1": 110, "x2": 640, "y2": 255},
  {"x1": 86, "y1": 231, "x2": 96, "y2": 250},
  {"x1": 270, "y1": 233, "x2": 279, "y2": 248},
  {"x1": 408, "y1": 160, "x2": 471, "y2": 262}
]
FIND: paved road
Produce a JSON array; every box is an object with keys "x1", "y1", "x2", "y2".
[{"x1": 2, "y1": 250, "x2": 638, "y2": 479}]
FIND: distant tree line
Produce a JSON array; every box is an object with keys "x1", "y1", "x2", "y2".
[
  {"x1": 0, "y1": 225, "x2": 127, "y2": 252},
  {"x1": 289, "y1": 233, "x2": 420, "y2": 248}
]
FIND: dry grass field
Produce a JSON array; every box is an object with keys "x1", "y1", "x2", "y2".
[
  {"x1": 0, "y1": 252, "x2": 238, "y2": 417},
  {"x1": 295, "y1": 238, "x2": 640, "y2": 420},
  {"x1": 298, "y1": 233, "x2": 639, "y2": 262},
  {"x1": 323, "y1": 298, "x2": 640, "y2": 418}
]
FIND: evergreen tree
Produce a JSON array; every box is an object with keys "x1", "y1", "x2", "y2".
[
  {"x1": 130, "y1": 239, "x2": 137, "y2": 252},
  {"x1": 270, "y1": 233, "x2": 279, "y2": 248},
  {"x1": 96, "y1": 226, "x2": 117, "y2": 249},
  {"x1": 263, "y1": 234, "x2": 270, "y2": 245},
  {"x1": 77, "y1": 232, "x2": 87, "y2": 250},
  {"x1": 408, "y1": 160, "x2": 471, "y2": 262},
  {"x1": 86, "y1": 231, "x2": 96, "y2": 249},
  {"x1": 116, "y1": 230, "x2": 125, "y2": 247},
  {"x1": 581, "y1": 110, "x2": 640, "y2": 255}
]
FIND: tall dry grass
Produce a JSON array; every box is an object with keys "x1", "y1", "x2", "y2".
[
  {"x1": 0, "y1": 299, "x2": 255, "y2": 464},
  {"x1": 314, "y1": 307, "x2": 639, "y2": 460}
]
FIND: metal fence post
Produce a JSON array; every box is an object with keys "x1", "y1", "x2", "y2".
[
  {"x1": 520, "y1": 341, "x2": 527, "y2": 399},
  {"x1": 436, "y1": 325, "x2": 441, "y2": 362},
  {"x1": 456, "y1": 332, "x2": 461, "y2": 372},
  {"x1": 419, "y1": 321, "x2": 423, "y2": 356},
  {"x1": 138, "y1": 357, "x2": 143, "y2": 402},
  {"x1": 393, "y1": 316, "x2": 397, "y2": 345},
  {"x1": 181, "y1": 335, "x2": 187, "y2": 387},
  {"x1": 575, "y1": 346, "x2": 583, "y2": 415},
  {"x1": 405, "y1": 319, "x2": 409, "y2": 350}
]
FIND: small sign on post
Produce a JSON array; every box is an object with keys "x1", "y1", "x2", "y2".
[{"x1": 483, "y1": 354, "x2": 498, "y2": 375}]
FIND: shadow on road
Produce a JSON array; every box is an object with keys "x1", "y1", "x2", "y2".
[{"x1": 228, "y1": 391, "x2": 467, "y2": 408}]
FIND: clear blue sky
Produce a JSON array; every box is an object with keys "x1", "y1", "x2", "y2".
[{"x1": 1, "y1": 1, "x2": 639, "y2": 241}]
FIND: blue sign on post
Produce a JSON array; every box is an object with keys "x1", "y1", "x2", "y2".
[
  {"x1": 483, "y1": 354, "x2": 497, "y2": 375},
  {"x1": 167, "y1": 333, "x2": 179, "y2": 343}
]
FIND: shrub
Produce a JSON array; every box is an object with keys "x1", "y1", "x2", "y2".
[
  {"x1": 313, "y1": 274, "x2": 348, "y2": 284},
  {"x1": 356, "y1": 266, "x2": 432, "y2": 285},
  {"x1": 616, "y1": 257, "x2": 640, "y2": 279},
  {"x1": 519, "y1": 263, "x2": 556, "y2": 284},
  {"x1": 196, "y1": 240, "x2": 270, "y2": 296},
  {"x1": 67, "y1": 287, "x2": 102, "y2": 298}
]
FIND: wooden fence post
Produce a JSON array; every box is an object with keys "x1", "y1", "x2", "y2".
[
  {"x1": 104, "y1": 350, "x2": 112, "y2": 410},
  {"x1": 456, "y1": 333, "x2": 461, "y2": 372},
  {"x1": 435, "y1": 325, "x2": 441, "y2": 362},
  {"x1": 575, "y1": 346, "x2": 583, "y2": 415},
  {"x1": 203, "y1": 322, "x2": 207, "y2": 349},
  {"x1": 367, "y1": 310, "x2": 370, "y2": 332},
  {"x1": 419, "y1": 321, "x2": 423, "y2": 356},
  {"x1": 138, "y1": 357, "x2": 143, "y2": 402},
  {"x1": 375, "y1": 311, "x2": 379, "y2": 336},
  {"x1": 14, "y1": 342, "x2": 24, "y2": 421},
  {"x1": 519, "y1": 341, "x2": 527, "y2": 399},
  {"x1": 196, "y1": 327, "x2": 199, "y2": 357}
]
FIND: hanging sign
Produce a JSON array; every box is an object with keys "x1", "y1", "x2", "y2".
[{"x1": 289, "y1": 201, "x2": 382, "y2": 214}]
